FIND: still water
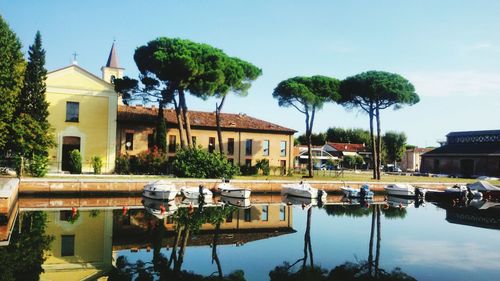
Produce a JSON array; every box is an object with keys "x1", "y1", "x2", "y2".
[{"x1": 1, "y1": 194, "x2": 500, "y2": 281}]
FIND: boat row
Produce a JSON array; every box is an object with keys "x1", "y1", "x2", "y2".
[
  {"x1": 383, "y1": 181, "x2": 500, "y2": 202},
  {"x1": 142, "y1": 179, "x2": 252, "y2": 201}
]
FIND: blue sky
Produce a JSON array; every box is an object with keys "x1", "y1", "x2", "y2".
[{"x1": 2, "y1": 0, "x2": 499, "y2": 147}]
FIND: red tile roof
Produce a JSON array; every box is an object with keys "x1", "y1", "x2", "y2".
[
  {"x1": 327, "y1": 142, "x2": 367, "y2": 152},
  {"x1": 117, "y1": 105, "x2": 296, "y2": 134}
]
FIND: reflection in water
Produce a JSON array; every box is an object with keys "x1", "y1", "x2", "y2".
[
  {"x1": 0, "y1": 211, "x2": 53, "y2": 281},
  {"x1": 110, "y1": 200, "x2": 250, "y2": 280}
]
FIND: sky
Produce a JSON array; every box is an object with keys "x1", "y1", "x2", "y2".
[{"x1": 2, "y1": 0, "x2": 500, "y2": 147}]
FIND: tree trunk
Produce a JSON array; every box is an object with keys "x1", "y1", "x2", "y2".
[
  {"x1": 369, "y1": 106, "x2": 377, "y2": 180},
  {"x1": 306, "y1": 208, "x2": 314, "y2": 268},
  {"x1": 368, "y1": 205, "x2": 376, "y2": 276},
  {"x1": 173, "y1": 98, "x2": 185, "y2": 149},
  {"x1": 178, "y1": 89, "x2": 193, "y2": 148},
  {"x1": 174, "y1": 226, "x2": 190, "y2": 273},
  {"x1": 168, "y1": 223, "x2": 182, "y2": 269},
  {"x1": 375, "y1": 205, "x2": 381, "y2": 277},
  {"x1": 212, "y1": 222, "x2": 223, "y2": 278},
  {"x1": 305, "y1": 109, "x2": 313, "y2": 178},
  {"x1": 375, "y1": 105, "x2": 382, "y2": 180},
  {"x1": 216, "y1": 96, "x2": 226, "y2": 155}
]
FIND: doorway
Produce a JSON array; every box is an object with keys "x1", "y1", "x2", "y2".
[
  {"x1": 280, "y1": 160, "x2": 287, "y2": 176},
  {"x1": 460, "y1": 159, "x2": 474, "y2": 178},
  {"x1": 62, "y1": 136, "x2": 81, "y2": 172}
]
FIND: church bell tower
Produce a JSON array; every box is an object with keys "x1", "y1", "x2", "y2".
[{"x1": 101, "y1": 41, "x2": 124, "y2": 83}]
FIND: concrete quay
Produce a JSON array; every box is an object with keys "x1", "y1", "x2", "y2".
[{"x1": 18, "y1": 177, "x2": 464, "y2": 195}]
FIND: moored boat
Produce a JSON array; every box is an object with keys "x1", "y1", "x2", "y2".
[
  {"x1": 142, "y1": 180, "x2": 179, "y2": 201},
  {"x1": 341, "y1": 184, "x2": 374, "y2": 199},
  {"x1": 384, "y1": 183, "x2": 416, "y2": 197},
  {"x1": 220, "y1": 196, "x2": 251, "y2": 209},
  {"x1": 180, "y1": 185, "x2": 213, "y2": 199},
  {"x1": 142, "y1": 197, "x2": 178, "y2": 219},
  {"x1": 217, "y1": 182, "x2": 251, "y2": 199},
  {"x1": 281, "y1": 181, "x2": 327, "y2": 201}
]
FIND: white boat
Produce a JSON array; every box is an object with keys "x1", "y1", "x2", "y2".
[
  {"x1": 281, "y1": 182, "x2": 327, "y2": 201},
  {"x1": 142, "y1": 180, "x2": 179, "y2": 201},
  {"x1": 341, "y1": 185, "x2": 374, "y2": 198},
  {"x1": 467, "y1": 181, "x2": 500, "y2": 191},
  {"x1": 217, "y1": 182, "x2": 251, "y2": 199},
  {"x1": 180, "y1": 186, "x2": 213, "y2": 199},
  {"x1": 142, "y1": 197, "x2": 178, "y2": 219},
  {"x1": 384, "y1": 183, "x2": 416, "y2": 197},
  {"x1": 282, "y1": 194, "x2": 318, "y2": 210},
  {"x1": 220, "y1": 196, "x2": 251, "y2": 209},
  {"x1": 386, "y1": 196, "x2": 415, "y2": 208}
]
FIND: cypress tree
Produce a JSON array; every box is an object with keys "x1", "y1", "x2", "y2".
[
  {"x1": 17, "y1": 31, "x2": 49, "y2": 122},
  {"x1": 0, "y1": 15, "x2": 25, "y2": 152},
  {"x1": 11, "y1": 31, "x2": 54, "y2": 159},
  {"x1": 155, "y1": 101, "x2": 167, "y2": 152}
]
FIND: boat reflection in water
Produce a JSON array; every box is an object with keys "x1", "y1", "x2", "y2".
[{"x1": 434, "y1": 199, "x2": 500, "y2": 230}]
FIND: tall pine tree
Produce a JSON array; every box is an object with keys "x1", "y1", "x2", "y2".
[
  {"x1": 11, "y1": 31, "x2": 54, "y2": 159},
  {"x1": 17, "y1": 31, "x2": 49, "y2": 122},
  {"x1": 0, "y1": 15, "x2": 25, "y2": 152}
]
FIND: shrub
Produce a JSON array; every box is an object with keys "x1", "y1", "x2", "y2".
[
  {"x1": 91, "y1": 156, "x2": 103, "y2": 174},
  {"x1": 255, "y1": 159, "x2": 270, "y2": 176},
  {"x1": 27, "y1": 155, "x2": 49, "y2": 177},
  {"x1": 240, "y1": 165, "x2": 258, "y2": 176},
  {"x1": 115, "y1": 155, "x2": 130, "y2": 174},
  {"x1": 68, "y1": 149, "x2": 82, "y2": 174},
  {"x1": 173, "y1": 147, "x2": 240, "y2": 179}
]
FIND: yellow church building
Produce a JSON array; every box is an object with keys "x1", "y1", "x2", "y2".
[{"x1": 45, "y1": 44, "x2": 122, "y2": 173}]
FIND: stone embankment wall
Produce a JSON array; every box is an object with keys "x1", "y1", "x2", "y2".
[{"x1": 19, "y1": 178, "x2": 463, "y2": 194}]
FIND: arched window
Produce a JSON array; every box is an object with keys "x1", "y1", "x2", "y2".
[{"x1": 110, "y1": 75, "x2": 116, "y2": 83}]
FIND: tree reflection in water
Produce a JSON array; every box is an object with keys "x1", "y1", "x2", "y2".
[
  {"x1": 268, "y1": 204, "x2": 415, "y2": 281},
  {"x1": 110, "y1": 203, "x2": 246, "y2": 281},
  {"x1": 0, "y1": 211, "x2": 53, "y2": 281}
]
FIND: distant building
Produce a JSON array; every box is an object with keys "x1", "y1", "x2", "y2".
[
  {"x1": 421, "y1": 130, "x2": 500, "y2": 177},
  {"x1": 400, "y1": 147, "x2": 433, "y2": 172},
  {"x1": 117, "y1": 105, "x2": 296, "y2": 172},
  {"x1": 293, "y1": 142, "x2": 370, "y2": 169}
]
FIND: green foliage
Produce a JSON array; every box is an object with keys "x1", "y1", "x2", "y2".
[
  {"x1": 326, "y1": 127, "x2": 371, "y2": 147},
  {"x1": 0, "y1": 211, "x2": 54, "y2": 281},
  {"x1": 340, "y1": 71, "x2": 419, "y2": 110},
  {"x1": 68, "y1": 149, "x2": 82, "y2": 174},
  {"x1": 156, "y1": 110, "x2": 167, "y2": 152},
  {"x1": 0, "y1": 15, "x2": 25, "y2": 151},
  {"x1": 91, "y1": 155, "x2": 103, "y2": 174},
  {"x1": 10, "y1": 113, "x2": 55, "y2": 159},
  {"x1": 240, "y1": 165, "x2": 258, "y2": 176},
  {"x1": 381, "y1": 206, "x2": 407, "y2": 219},
  {"x1": 296, "y1": 132, "x2": 326, "y2": 145},
  {"x1": 115, "y1": 155, "x2": 130, "y2": 174},
  {"x1": 114, "y1": 147, "x2": 170, "y2": 175},
  {"x1": 255, "y1": 159, "x2": 270, "y2": 175},
  {"x1": 323, "y1": 205, "x2": 372, "y2": 218},
  {"x1": 383, "y1": 131, "x2": 407, "y2": 163},
  {"x1": 342, "y1": 155, "x2": 364, "y2": 169},
  {"x1": 27, "y1": 154, "x2": 49, "y2": 177},
  {"x1": 173, "y1": 147, "x2": 239, "y2": 178}
]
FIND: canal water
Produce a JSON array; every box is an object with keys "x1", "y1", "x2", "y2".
[{"x1": 1, "y1": 194, "x2": 500, "y2": 281}]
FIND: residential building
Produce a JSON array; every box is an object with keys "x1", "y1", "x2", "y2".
[
  {"x1": 116, "y1": 106, "x2": 296, "y2": 170},
  {"x1": 294, "y1": 142, "x2": 370, "y2": 169},
  {"x1": 45, "y1": 43, "x2": 120, "y2": 173},
  {"x1": 400, "y1": 147, "x2": 432, "y2": 172},
  {"x1": 421, "y1": 130, "x2": 500, "y2": 177}
]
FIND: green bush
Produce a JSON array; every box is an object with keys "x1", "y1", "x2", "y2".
[
  {"x1": 68, "y1": 149, "x2": 82, "y2": 174},
  {"x1": 173, "y1": 147, "x2": 240, "y2": 178},
  {"x1": 115, "y1": 155, "x2": 130, "y2": 174},
  {"x1": 91, "y1": 156, "x2": 103, "y2": 174},
  {"x1": 240, "y1": 165, "x2": 258, "y2": 176},
  {"x1": 342, "y1": 155, "x2": 364, "y2": 169},
  {"x1": 255, "y1": 159, "x2": 270, "y2": 176},
  {"x1": 27, "y1": 155, "x2": 49, "y2": 177}
]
